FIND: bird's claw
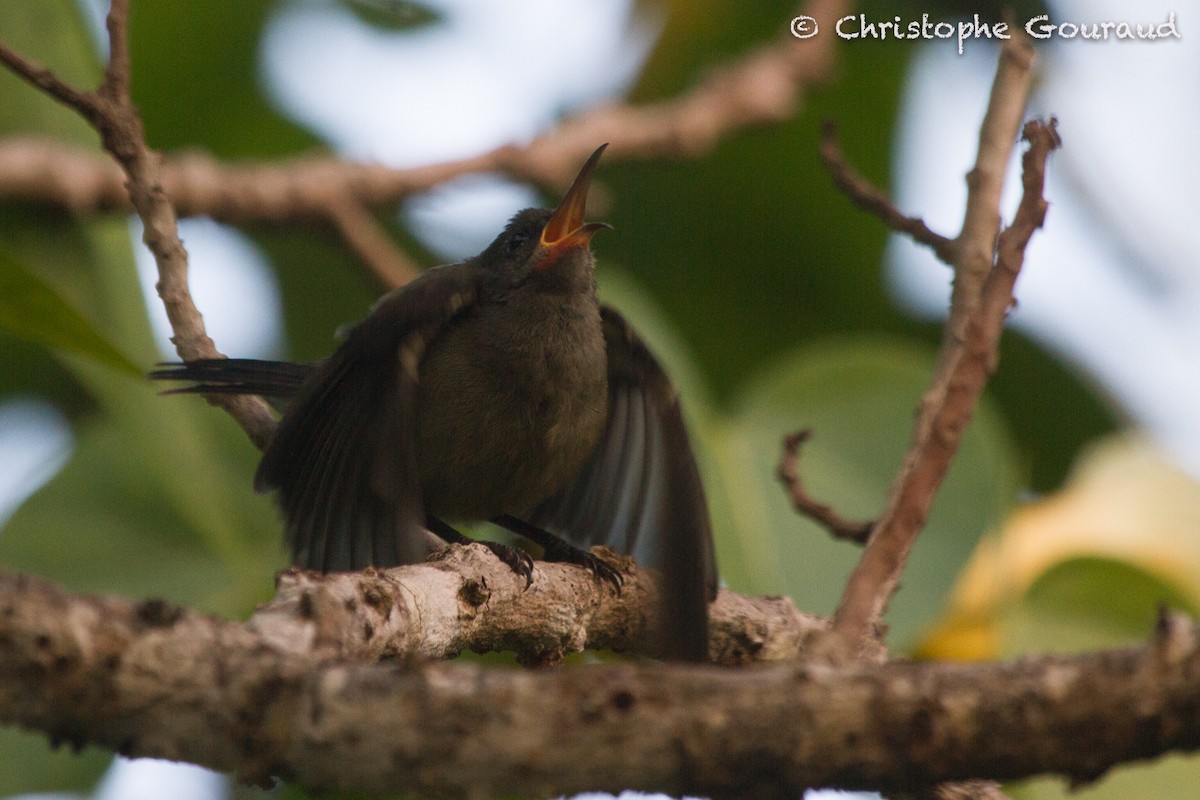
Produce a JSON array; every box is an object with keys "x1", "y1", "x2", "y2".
[
  {"x1": 582, "y1": 553, "x2": 624, "y2": 595},
  {"x1": 480, "y1": 541, "x2": 534, "y2": 588},
  {"x1": 536, "y1": 537, "x2": 624, "y2": 595}
]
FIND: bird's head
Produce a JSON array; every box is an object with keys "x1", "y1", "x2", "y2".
[{"x1": 482, "y1": 144, "x2": 611, "y2": 292}]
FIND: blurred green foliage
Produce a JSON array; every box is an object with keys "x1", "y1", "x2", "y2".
[
  {"x1": 0, "y1": 248, "x2": 141, "y2": 377},
  {"x1": 0, "y1": 0, "x2": 1135, "y2": 796}
]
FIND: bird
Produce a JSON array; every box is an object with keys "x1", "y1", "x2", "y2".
[{"x1": 151, "y1": 145, "x2": 716, "y2": 660}]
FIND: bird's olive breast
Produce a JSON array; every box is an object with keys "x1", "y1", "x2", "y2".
[{"x1": 412, "y1": 289, "x2": 608, "y2": 520}]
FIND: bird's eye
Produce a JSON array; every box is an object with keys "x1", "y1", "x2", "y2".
[{"x1": 505, "y1": 232, "x2": 527, "y2": 255}]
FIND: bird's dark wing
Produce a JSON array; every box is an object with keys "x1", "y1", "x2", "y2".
[
  {"x1": 529, "y1": 305, "x2": 716, "y2": 660},
  {"x1": 148, "y1": 263, "x2": 483, "y2": 572},
  {"x1": 253, "y1": 262, "x2": 487, "y2": 572}
]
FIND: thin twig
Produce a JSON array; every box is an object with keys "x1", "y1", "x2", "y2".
[
  {"x1": 0, "y1": 42, "x2": 102, "y2": 122},
  {"x1": 819, "y1": 120, "x2": 957, "y2": 264},
  {"x1": 955, "y1": 36, "x2": 1038, "y2": 313},
  {"x1": 100, "y1": 0, "x2": 132, "y2": 102},
  {"x1": 831, "y1": 31, "x2": 1046, "y2": 649},
  {"x1": 1001, "y1": 120, "x2": 1062, "y2": 272},
  {"x1": 777, "y1": 430, "x2": 874, "y2": 545}
]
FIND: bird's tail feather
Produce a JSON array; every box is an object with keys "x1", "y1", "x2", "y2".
[{"x1": 148, "y1": 358, "x2": 314, "y2": 399}]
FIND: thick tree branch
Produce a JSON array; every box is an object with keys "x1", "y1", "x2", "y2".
[
  {"x1": 831, "y1": 33, "x2": 1047, "y2": 649},
  {"x1": 3, "y1": 569, "x2": 1198, "y2": 798},
  {"x1": 247, "y1": 544, "x2": 830, "y2": 667}
]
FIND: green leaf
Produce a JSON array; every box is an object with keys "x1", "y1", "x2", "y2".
[
  {"x1": 1004, "y1": 557, "x2": 1196, "y2": 655},
  {"x1": 0, "y1": 0, "x2": 129, "y2": 415},
  {"x1": 0, "y1": 334, "x2": 95, "y2": 416},
  {"x1": 0, "y1": 249, "x2": 141, "y2": 377}
]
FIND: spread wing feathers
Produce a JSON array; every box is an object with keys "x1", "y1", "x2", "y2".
[
  {"x1": 254, "y1": 262, "x2": 484, "y2": 572},
  {"x1": 148, "y1": 359, "x2": 314, "y2": 399},
  {"x1": 151, "y1": 263, "x2": 485, "y2": 573},
  {"x1": 529, "y1": 305, "x2": 716, "y2": 660}
]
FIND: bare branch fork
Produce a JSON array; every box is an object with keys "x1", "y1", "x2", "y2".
[
  {"x1": 821, "y1": 35, "x2": 1052, "y2": 653},
  {"x1": 0, "y1": 0, "x2": 277, "y2": 448},
  {"x1": 768, "y1": 33, "x2": 1050, "y2": 799}
]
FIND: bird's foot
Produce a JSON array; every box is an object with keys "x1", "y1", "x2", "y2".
[
  {"x1": 492, "y1": 513, "x2": 624, "y2": 593},
  {"x1": 478, "y1": 541, "x2": 534, "y2": 588},
  {"x1": 427, "y1": 514, "x2": 534, "y2": 587}
]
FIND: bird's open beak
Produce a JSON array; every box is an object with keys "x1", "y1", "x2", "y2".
[{"x1": 537, "y1": 144, "x2": 612, "y2": 261}]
